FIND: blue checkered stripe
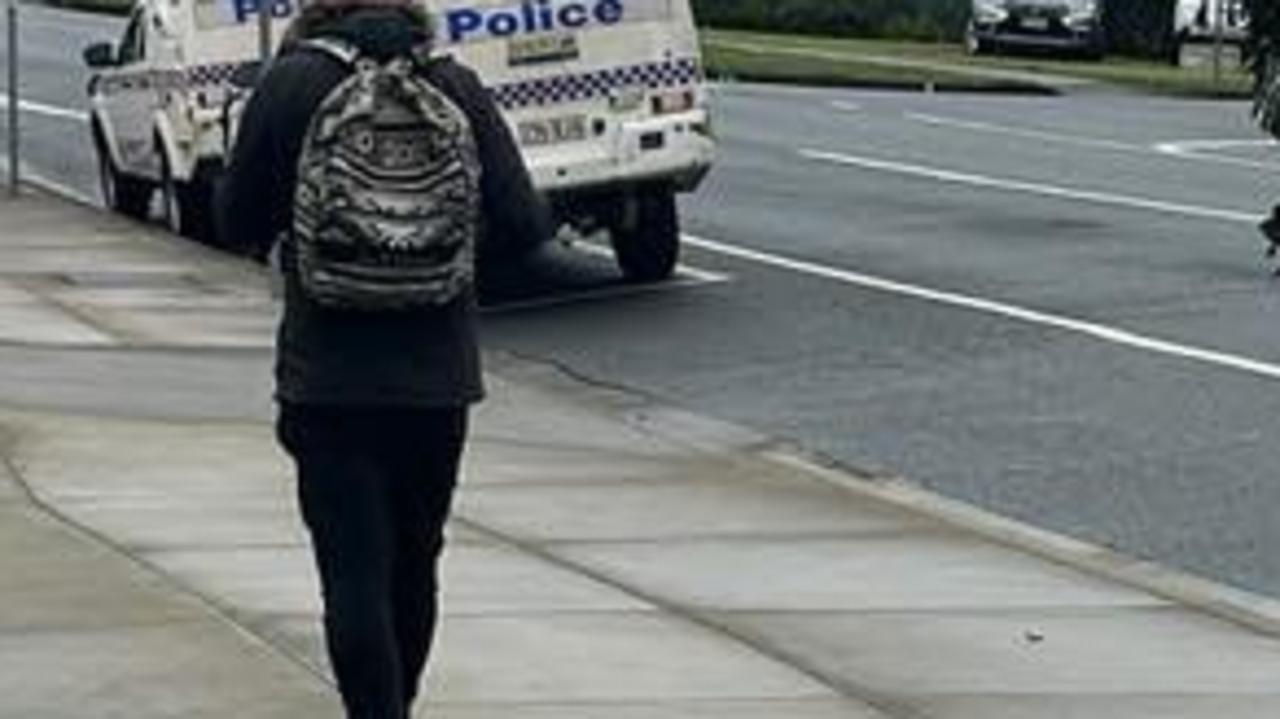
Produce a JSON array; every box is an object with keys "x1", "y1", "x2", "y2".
[
  {"x1": 186, "y1": 62, "x2": 248, "y2": 88},
  {"x1": 490, "y1": 58, "x2": 702, "y2": 111},
  {"x1": 96, "y1": 63, "x2": 247, "y2": 97}
]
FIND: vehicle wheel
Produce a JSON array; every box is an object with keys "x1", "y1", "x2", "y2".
[
  {"x1": 160, "y1": 150, "x2": 214, "y2": 243},
  {"x1": 182, "y1": 164, "x2": 218, "y2": 245},
  {"x1": 608, "y1": 186, "x2": 680, "y2": 283},
  {"x1": 94, "y1": 130, "x2": 152, "y2": 220}
]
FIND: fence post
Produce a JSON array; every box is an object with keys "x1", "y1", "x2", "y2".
[{"x1": 6, "y1": 0, "x2": 18, "y2": 196}]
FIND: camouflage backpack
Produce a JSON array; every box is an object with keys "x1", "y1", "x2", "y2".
[{"x1": 292, "y1": 38, "x2": 482, "y2": 311}]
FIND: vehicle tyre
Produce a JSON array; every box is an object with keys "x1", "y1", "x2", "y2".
[
  {"x1": 159, "y1": 148, "x2": 215, "y2": 243},
  {"x1": 94, "y1": 128, "x2": 152, "y2": 221},
  {"x1": 182, "y1": 164, "x2": 218, "y2": 245},
  {"x1": 608, "y1": 186, "x2": 680, "y2": 283}
]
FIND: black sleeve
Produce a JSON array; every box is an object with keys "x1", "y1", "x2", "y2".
[
  {"x1": 217, "y1": 72, "x2": 282, "y2": 263},
  {"x1": 218, "y1": 53, "x2": 347, "y2": 263},
  {"x1": 433, "y1": 62, "x2": 553, "y2": 257}
]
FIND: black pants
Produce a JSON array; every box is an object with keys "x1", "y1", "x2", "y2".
[{"x1": 277, "y1": 404, "x2": 468, "y2": 719}]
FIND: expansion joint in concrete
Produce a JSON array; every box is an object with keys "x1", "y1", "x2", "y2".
[
  {"x1": 0, "y1": 430, "x2": 337, "y2": 691},
  {"x1": 10, "y1": 275, "x2": 145, "y2": 345},
  {"x1": 452, "y1": 514, "x2": 922, "y2": 719}
]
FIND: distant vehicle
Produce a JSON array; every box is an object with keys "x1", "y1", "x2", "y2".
[
  {"x1": 1171, "y1": 0, "x2": 1249, "y2": 66},
  {"x1": 966, "y1": 0, "x2": 1106, "y2": 60},
  {"x1": 82, "y1": 0, "x2": 716, "y2": 282}
]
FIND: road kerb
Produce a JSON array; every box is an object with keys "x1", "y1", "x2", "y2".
[
  {"x1": 762, "y1": 448, "x2": 1280, "y2": 639},
  {"x1": 0, "y1": 155, "x2": 99, "y2": 207}
]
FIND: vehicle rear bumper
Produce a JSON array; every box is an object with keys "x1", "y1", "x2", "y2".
[
  {"x1": 972, "y1": 24, "x2": 1103, "y2": 52},
  {"x1": 525, "y1": 109, "x2": 715, "y2": 195}
]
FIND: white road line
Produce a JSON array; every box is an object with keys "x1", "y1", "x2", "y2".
[
  {"x1": 1153, "y1": 138, "x2": 1280, "y2": 170},
  {"x1": 1160, "y1": 139, "x2": 1279, "y2": 152},
  {"x1": 904, "y1": 111, "x2": 1280, "y2": 172},
  {"x1": 830, "y1": 100, "x2": 862, "y2": 113},
  {"x1": 683, "y1": 233, "x2": 1280, "y2": 383},
  {"x1": 575, "y1": 241, "x2": 731, "y2": 283},
  {"x1": 905, "y1": 112, "x2": 1145, "y2": 153},
  {"x1": 0, "y1": 95, "x2": 90, "y2": 124},
  {"x1": 483, "y1": 272, "x2": 726, "y2": 314},
  {"x1": 484, "y1": 242, "x2": 729, "y2": 313},
  {"x1": 801, "y1": 147, "x2": 1262, "y2": 225}
]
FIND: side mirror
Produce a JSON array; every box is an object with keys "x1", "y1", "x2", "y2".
[
  {"x1": 229, "y1": 61, "x2": 264, "y2": 90},
  {"x1": 83, "y1": 43, "x2": 117, "y2": 69}
]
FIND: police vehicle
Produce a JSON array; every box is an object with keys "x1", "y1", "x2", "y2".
[
  {"x1": 83, "y1": 0, "x2": 715, "y2": 281},
  {"x1": 1171, "y1": 0, "x2": 1250, "y2": 66}
]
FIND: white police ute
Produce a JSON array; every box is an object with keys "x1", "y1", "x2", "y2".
[
  {"x1": 84, "y1": 0, "x2": 716, "y2": 281},
  {"x1": 1175, "y1": 0, "x2": 1249, "y2": 43}
]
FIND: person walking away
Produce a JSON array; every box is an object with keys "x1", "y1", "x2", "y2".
[
  {"x1": 218, "y1": 2, "x2": 550, "y2": 717},
  {"x1": 1246, "y1": 0, "x2": 1280, "y2": 261},
  {"x1": 1254, "y1": 43, "x2": 1280, "y2": 259}
]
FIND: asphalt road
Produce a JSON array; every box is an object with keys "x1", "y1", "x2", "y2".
[{"x1": 7, "y1": 5, "x2": 1280, "y2": 600}]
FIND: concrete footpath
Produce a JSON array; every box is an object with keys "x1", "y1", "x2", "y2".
[{"x1": 3, "y1": 191, "x2": 1280, "y2": 718}]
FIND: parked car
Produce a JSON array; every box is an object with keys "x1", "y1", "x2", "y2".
[
  {"x1": 967, "y1": 0, "x2": 1106, "y2": 60},
  {"x1": 1171, "y1": 0, "x2": 1250, "y2": 66},
  {"x1": 83, "y1": 0, "x2": 716, "y2": 282}
]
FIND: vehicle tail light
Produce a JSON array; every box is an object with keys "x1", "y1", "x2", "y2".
[{"x1": 651, "y1": 90, "x2": 695, "y2": 116}]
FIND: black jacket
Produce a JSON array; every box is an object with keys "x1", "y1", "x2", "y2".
[{"x1": 220, "y1": 9, "x2": 550, "y2": 408}]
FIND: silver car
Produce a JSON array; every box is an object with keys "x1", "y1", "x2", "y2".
[{"x1": 967, "y1": 0, "x2": 1106, "y2": 59}]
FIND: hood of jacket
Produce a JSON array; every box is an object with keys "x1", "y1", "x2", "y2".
[{"x1": 299, "y1": 7, "x2": 434, "y2": 62}]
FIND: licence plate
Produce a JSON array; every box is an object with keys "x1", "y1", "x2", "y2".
[
  {"x1": 518, "y1": 115, "x2": 588, "y2": 147},
  {"x1": 508, "y1": 34, "x2": 580, "y2": 67},
  {"x1": 1021, "y1": 17, "x2": 1050, "y2": 31}
]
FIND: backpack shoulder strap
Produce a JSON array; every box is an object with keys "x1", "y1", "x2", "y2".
[{"x1": 295, "y1": 37, "x2": 362, "y2": 69}]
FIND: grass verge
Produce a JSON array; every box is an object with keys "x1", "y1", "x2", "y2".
[
  {"x1": 705, "y1": 42, "x2": 1052, "y2": 95},
  {"x1": 704, "y1": 29, "x2": 1255, "y2": 99}
]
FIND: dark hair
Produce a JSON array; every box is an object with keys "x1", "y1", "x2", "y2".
[{"x1": 282, "y1": 3, "x2": 435, "y2": 50}]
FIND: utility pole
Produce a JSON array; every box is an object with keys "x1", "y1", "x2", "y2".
[
  {"x1": 1212, "y1": 0, "x2": 1226, "y2": 91},
  {"x1": 6, "y1": 0, "x2": 18, "y2": 196},
  {"x1": 257, "y1": 0, "x2": 272, "y2": 62}
]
